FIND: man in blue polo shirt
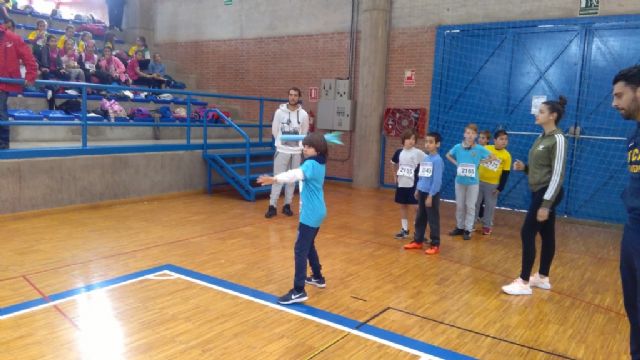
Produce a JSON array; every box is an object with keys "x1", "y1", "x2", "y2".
[{"x1": 612, "y1": 65, "x2": 640, "y2": 360}]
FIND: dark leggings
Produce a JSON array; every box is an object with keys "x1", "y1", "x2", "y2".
[
  {"x1": 520, "y1": 187, "x2": 564, "y2": 281},
  {"x1": 293, "y1": 223, "x2": 323, "y2": 292}
]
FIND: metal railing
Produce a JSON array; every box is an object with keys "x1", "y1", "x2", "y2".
[{"x1": 0, "y1": 77, "x2": 285, "y2": 159}]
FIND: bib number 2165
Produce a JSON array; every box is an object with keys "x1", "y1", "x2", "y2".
[{"x1": 457, "y1": 163, "x2": 476, "y2": 178}]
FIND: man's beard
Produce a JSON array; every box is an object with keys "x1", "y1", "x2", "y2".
[{"x1": 622, "y1": 99, "x2": 640, "y2": 120}]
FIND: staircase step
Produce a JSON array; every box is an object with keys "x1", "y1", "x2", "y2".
[
  {"x1": 214, "y1": 150, "x2": 275, "y2": 159},
  {"x1": 228, "y1": 161, "x2": 273, "y2": 169},
  {"x1": 253, "y1": 186, "x2": 272, "y2": 194}
]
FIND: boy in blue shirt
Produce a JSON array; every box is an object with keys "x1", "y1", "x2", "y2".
[
  {"x1": 446, "y1": 123, "x2": 494, "y2": 240},
  {"x1": 258, "y1": 133, "x2": 328, "y2": 305},
  {"x1": 403, "y1": 132, "x2": 444, "y2": 255}
]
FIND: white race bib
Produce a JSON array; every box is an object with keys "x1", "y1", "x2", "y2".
[
  {"x1": 85, "y1": 63, "x2": 96, "y2": 71},
  {"x1": 457, "y1": 163, "x2": 476, "y2": 178},
  {"x1": 418, "y1": 162, "x2": 433, "y2": 177},
  {"x1": 397, "y1": 165, "x2": 415, "y2": 178},
  {"x1": 482, "y1": 159, "x2": 501, "y2": 171}
]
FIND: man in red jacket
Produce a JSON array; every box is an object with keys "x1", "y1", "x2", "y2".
[{"x1": 0, "y1": 23, "x2": 37, "y2": 149}]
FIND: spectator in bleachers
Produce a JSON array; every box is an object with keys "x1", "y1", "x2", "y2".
[
  {"x1": 61, "y1": 39, "x2": 85, "y2": 83},
  {"x1": 39, "y1": 35, "x2": 68, "y2": 81},
  {"x1": 57, "y1": 25, "x2": 75, "y2": 50},
  {"x1": 3, "y1": 16, "x2": 13, "y2": 31},
  {"x1": 39, "y1": 34, "x2": 69, "y2": 109},
  {"x1": 79, "y1": 40, "x2": 101, "y2": 84},
  {"x1": 128, "y1": 36, "x2": 150, "y2": 59},
  {"x1": 106, "y1": 0, "x2": 125, "y2": 32},
  {"x1": 127, "y1": 50, "x2": 164, "y2": 88},
  {"x1": 28, "y1": 19, "x2": 48, "y2": 60},
  {"x1": 97, "y1": 46, "x2": 128, "y2": 84},
  {"x1": 77, "y1": 31, "x2": 92, "y2": 53},
  {"x1": 1, "y1": 0, "x2": 12, "y2": 22},
  {"x1": 148, "y1": 53, "x2": 166, "y2": 77},
  {"x1": 0, "y1": 22, "x2": 37, "y2": 149},
  {"x1": 103, "y1": 31, "x2": 116, "y2": 50}
]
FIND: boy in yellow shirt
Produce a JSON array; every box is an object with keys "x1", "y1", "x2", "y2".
[
  {"x1": 475, "y1": 130, "x2": 511, "y2": 235},
  {"x1": 57, "y1": 25, "x2": 75, "y2": 50}
]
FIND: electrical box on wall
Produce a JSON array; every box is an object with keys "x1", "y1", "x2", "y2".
[
  {"x1": 316, "y1": 100, "x2": 335, "y2": 130},
  {"x1": 321, "y1": 79, "x2": 336, "y2": 100},
  {"x1": 316, "y1": 78, "x2": 353, "y2": 131},
  {"x1": 335, "y1": 79, "x2": 350, "y2": 100},
  {"x1": 334, "y1": 100, "x2": 353, "y2": 131}
]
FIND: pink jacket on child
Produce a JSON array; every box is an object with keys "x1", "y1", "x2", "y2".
[{"x1": 98, "y1": 56, "x2": 128, "y2": 83}]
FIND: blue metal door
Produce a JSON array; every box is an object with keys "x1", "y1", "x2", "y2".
[{"x1": 431, "y1": 16, "x2": 640, "y2": 223}]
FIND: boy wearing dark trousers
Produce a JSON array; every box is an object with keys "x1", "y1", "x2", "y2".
[
  {"x1": 258, "y1": 133, "x2": 328, "y2": 305},
  {"x1": 612, "y1": 65, "x2": 640, "y2": 359},
  {"x1": 403, "y1": 132, "x2": 444, "y2": 255}
]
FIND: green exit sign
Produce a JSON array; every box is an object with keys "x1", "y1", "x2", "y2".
[
  {"x1": 579, "y1": 0, "x2": 599, "y2": 16},
  {"x1": 224, "y1": 0, "x2": 232, "y2": 5}
]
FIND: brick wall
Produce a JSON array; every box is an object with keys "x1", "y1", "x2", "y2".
[{"x1": 156, "y1": 26, "x2": 436, "y2": 180}]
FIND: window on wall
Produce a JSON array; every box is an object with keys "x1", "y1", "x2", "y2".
[{"x1": 24, "y1": 0, "x2": 107, "y2": 22}]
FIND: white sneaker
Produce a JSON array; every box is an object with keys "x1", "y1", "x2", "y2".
[
  {"x1": 502, "y1": 278, "x2": 532, "y2": 295},
  {"x1": 529, "y1": 273, "x2": 551, "y2": 290}
]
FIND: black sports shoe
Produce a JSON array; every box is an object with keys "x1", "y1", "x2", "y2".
[
  {"x1": 463, "y1": 230, "x2": 472, "y2": 241},
  {"x1": 394, "y1": 229, "x2": 409, "y2": 239},
  {"x1": 282, "y1": 204, "x2": 294, "y2": 216},
  {"x1": 449, "y1": 228, "x2": 464, "y2": 236},
  {"x1": 278, "y1": 289, "x2": 308, "y2": 304},
  {"x1": 305, "y1": 276, "x2": 326, "y2": 288},
  {"x1": 265, "y1": 205, "x2": 277, "y2": 218}
]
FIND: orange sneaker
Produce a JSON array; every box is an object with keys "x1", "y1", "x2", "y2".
[
  {"x1": 403, "y1": 241, "x2": 423, "y2": 250},
  {"x1": 425, "y1": 246, "x2": 440, "y2": 255}
]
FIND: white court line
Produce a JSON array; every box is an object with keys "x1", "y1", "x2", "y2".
[
  {"x1": 0, "y1": 272, "x2": 165, "y2": 320},
  {"x1": 2, "y1": 269, "x2": 445, "y2": 359},
  {"x1": 167, "y1": 271, "x2": 443, "y2": 360}
]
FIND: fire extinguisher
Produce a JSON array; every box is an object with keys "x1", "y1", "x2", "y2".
[{"x1": 308, "y1": 110, "x2": 316, "y2": 132}]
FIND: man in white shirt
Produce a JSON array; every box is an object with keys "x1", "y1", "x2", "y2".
[{"x1": 266, "y1": 87, "x2": 309, "y2": 218}]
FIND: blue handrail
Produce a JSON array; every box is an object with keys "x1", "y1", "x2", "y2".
[
  {"x1": 0, "y1": 77, "x2": 285, "y2": 159},
  {"x1": 203, "y1": 109, "x2": 252, "y2": 184}
]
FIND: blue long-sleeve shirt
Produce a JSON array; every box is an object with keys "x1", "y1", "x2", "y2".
[
  {"x1": 416, "y1": 153, "x2": 444, "y2": 196},
  {"x1": 148, "y1": 61, "x2": 166, "y2": 76},
  {"x1": 624, "y1": 123, "x2": 640, "y2": 223}
]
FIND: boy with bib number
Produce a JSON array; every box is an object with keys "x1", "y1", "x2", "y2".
[
  {"x1": 475, "y1": 130, "x2": 512, "y2": 235},
  {"x1": 391, "y1": 129, "x2": 425, "y2": 239},
  {"x1": 446, "y1": 124, "x2": 495, "y2": 240},
  {"x1": 403, "y1": 132, "x2": 444, "y2": 255}
]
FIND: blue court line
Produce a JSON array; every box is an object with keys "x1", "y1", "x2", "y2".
[
  {"x1": 1, "y1": 265, "x2": 168, "y2": 318},
  {"x1": 1, "y1": 264, "x2": 473, "y2": 360}
]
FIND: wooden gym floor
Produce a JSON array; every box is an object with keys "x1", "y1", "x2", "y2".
[{"x1": 0, "y1": 183, "x2": 628, "y2": 359}]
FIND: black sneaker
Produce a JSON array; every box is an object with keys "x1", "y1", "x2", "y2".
[
  {"x1": 265, "y1": 205, "x2": 277, "y2": 218},
  {"x1": 463, "y1": 230, "x2": 472, "y2": 241},
  {"x1": 278, "y1": 289, "x2": 308, "y2": 304},
  {"x1": 282, "y1": 204, "x2": 294, "y2": 217},
  {"x1": 305, "y1": 276, "x2": 326, "y2": 288},
  {"x1": 449, "y1": 228, "x2": 464, "y2": 236},
  {"x1": 394, "y1": 229, "x2": 409, "y2": 239}
]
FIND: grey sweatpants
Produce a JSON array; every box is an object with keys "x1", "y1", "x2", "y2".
[
  {"x1": 270, "y1": 151, "x2": 302, "y2": 206},
  {"x1": 475, "y1": 181, "x2": 499, "y2": 228},
  {"x1": 455, "y1": 183, "x2": 479, "y2": 231}
]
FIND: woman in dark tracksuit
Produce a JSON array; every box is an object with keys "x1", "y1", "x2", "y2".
[{"x1": 502, "y1": 96, "x2": 568, "y2": 296}]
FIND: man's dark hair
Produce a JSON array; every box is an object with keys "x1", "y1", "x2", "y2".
[
  {"x1": 494, "y1": 129, "x2": 508, "y2": 139},
  {"x1": 302, "y1": 132, "x2": 328, "y2": 157},
  {"x1": 289, "y1": 87, "x2": 302, "y2": 97},
  {"x1": 613, "y1": 65, "x2": 640, "y2": 88},
  {"x1": 426, "y1": 132, "x2": 441, "y2": 144},
  {"x1": 46, "y1": 34, "x2": 57, "y2": 43}
]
